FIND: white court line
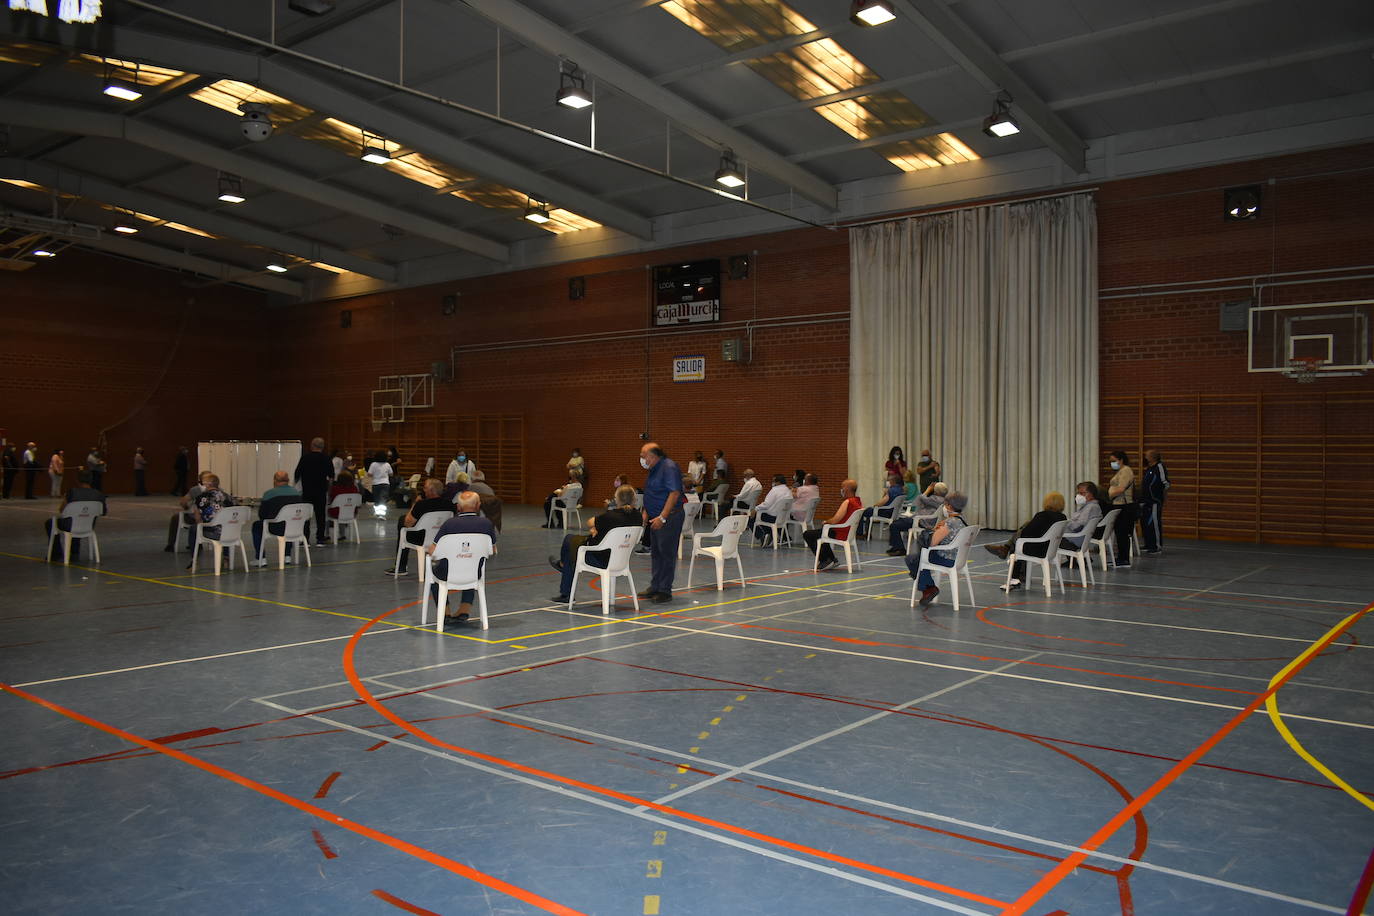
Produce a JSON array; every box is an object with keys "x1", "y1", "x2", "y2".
[
  {"x1": 251, "y1": 698, "x2": 992, "y2": 915},
  {"x1": 1180, "y1": 565, "x2": 1272, "y2": 600},
  {"x1": 648, "y1": 652, "x2": 1046, "y2": 809},
  {"x1": 10, "y1": 627, "x2": 408, "y2": 688},
  {"x1": 317, "y1": 676, "x2": 1344, "y2": 915}
]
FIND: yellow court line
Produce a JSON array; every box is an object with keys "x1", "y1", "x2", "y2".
[
  {"x1": 0, "y1": 551, "x2": 501, "y2": 643},
  {"x1": 1263, "y1": 600, "x2": 1374, "y2": 812}
]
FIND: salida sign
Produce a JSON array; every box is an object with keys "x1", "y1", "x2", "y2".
[{"x1": 654, "y1": 259, "x2": 720, "y2": 326}]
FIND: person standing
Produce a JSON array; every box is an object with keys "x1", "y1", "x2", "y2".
[
  {"x1": 687, "y1": 451, "x2": 707, "y2": 492},
  {"x1": 86, "y1": 447, "x2": 106, "y2": 492},
  {"x1": 22, "y1": 441, "x2": 40, "y2": 499},
  {"x1": 884, "y1": 446, "x2": 908, "y2": 482},
  {"x1": 2, "y1": 442, "x2": 18, "y2": 499},
  {"x1": 1139, "y1": 449, "x2": 1170, "y2": 555},
  {"x1": 915, "y1": 449, "x2": 941, "y2": 491},
  {"x1": 366, "y1": 451, "x2": 393, "y2": 517},
  {"x1": 48, "y1": 449, "x2": 65, "y2": 497},
  {"x1": 713, "y1": 449, "x2": 729, "y2": 486},
  {"x1": 1106, "y1": 450, "x2": 1136, "y2": 568},
  {"x1": 567, "y1": 448, "x2": 586, "y2": 487},
  {"x1": 639, "y1": 442, "x2": 684, "y2": 603},
  {"x1": 133, "y1": 447, "x2": 149, "y2": 496},
  {"x1": 445, "y1": 448, "x2": 477, "y2": 484},
  {"x1": 294, "y1": 437, "x2": 335, "y2": 546},
  {"x1": 172, "y1": 446, "x2": 190, "y2": 496}
]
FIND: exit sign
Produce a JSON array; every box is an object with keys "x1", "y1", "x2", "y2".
[{"x1": 672, "y1": 355, "x2": 705, "y2": 382}]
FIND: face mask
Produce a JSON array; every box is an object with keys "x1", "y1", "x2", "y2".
[
  {"x1": 920, "y1": 455, "x2": 930, "y2": 463},
  {"x1": 639, "y1": 457, "x2": 650, "y2": 470},
  {"x1": 457, "y1": 454, "x2": 466, "y2": 463},
  {"x1": 1110, "y1": 461, "x2": 1120, "y2": 470},
  {"x1": 1074, "y1": 493, "x2": 1087, "y2": 507}
]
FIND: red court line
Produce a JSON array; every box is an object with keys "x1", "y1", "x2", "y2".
[
  {"x1": 1348, "y1": 845, "x2": 1374, "y2": 916},
  {"x1": 975, "y1": 605, "x2": 1126, "y2": 646},
  {"x1": 311, "y1": 828, "x2": 338, "y2": 859},
  {"x1": 372, "y1": 888, "x2": 441, "y2": 915},
  {"x1": 314, "y1": 771, "x2": 342, "y2": 799},
  {"x1": 342, "y1": 606, "x2": 1009, "y2": 910},
  {"x1": 1001, "y1": 599, "x2": 1374, "y2": 916}
]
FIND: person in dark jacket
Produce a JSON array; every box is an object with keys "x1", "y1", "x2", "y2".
[
  {"x1": 45, "y1": 470, "x2": 107, "y2": 561},
  {"x1": 172, "y1": 446, "x2": 190, "y2": 496},
  {"x1": 986, "y1": 491, "x2": 1068, "y2": 590},
  {"x1": 549, "y1": 484, "x2": 642, "y2": 602},
  {"x1": 1139, "y1": 449, "x2": 1171, "y2": 554},
  {"x1": 294, "y1": 436, "x2": 334, "y2": 546},
  {"x1": 1, "y1": 443, "x2": 18, "y2": 499}
]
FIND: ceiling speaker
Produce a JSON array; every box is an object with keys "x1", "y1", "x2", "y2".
[
  {"x1": 728, "y1": 254, "x2": 750, "y2": 280},
  {"x1": 442, "y1": 293, "x2": 458, "y2": 316},
  {"x1": 569, "y1": 277, "x2": 586, "y2": 300},
  {"x1": 340, "y1": 309, "x2": 351, "y2": 328},
  {"x1": 1223, "y1": 185, "x2": 1261, "y2": 221}
]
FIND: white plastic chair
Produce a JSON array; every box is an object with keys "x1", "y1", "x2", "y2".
[
  {"x1": 678, "y1": 499, "x2": 705, "y2": 559},
  {"x1": 549, "y1": 484, "x2": 584, "y2": 530},
  {"x1": 905, "y1": 509, "x2": 942, "y2": 550},
  {"x1": 784, "y1": 497, "x2": 818, "y2": 547},
  {"x1": 173, "y1": 510, "x2": 194, "y2": 552},
  {"x1": 909, "y1": 524, "x2": 982, "y2": 610},
  {"x1": 1004, "y1": 520, "x2": 1069, "y2": 596},
  {"x1": 258, "y1": 503, "x2": 314, "y2": 570},
  {"x1": 753, "y1": 497, "x2": 794, "y2": 550},
  {"x1": 191, "y1": 505, "x2": 250, "y2": 575},
  {"x1": 813, "y1": 506, "x2": 864, "y2": 573},
  {"x1": 865, "y1": 494, "x2": 906, "y2": 540},
  {"x1": 421, "y1": 533, "x2": 494, "y2": 631},
  {"x1": 1058, "y1": 532, "x2": 1096, "y2": 588},
  {"x1": 47, "y1": 500, "x2": 102, "y2": 565},
  {"x1": 1092, "y1": 508, "x2": 1123, "y2": 571},
  {"x1": 569, "y1": 525, "x2": 642, "y2": 615},
  {"x1": 688, "y1": 515, "x2": 749, "y2": 591},
  {"x1": 394, "y1": 510, "x2": 452, "y2": 580},
  {"x1": 326, "y1": 492, "x2": 364, "y2": 544},
  {"x1": 730, "y1": 487, "x2": 761, "y2": 516},
  {"x1": 703, "y1": 483, "x2": 729, "y2": 520}
]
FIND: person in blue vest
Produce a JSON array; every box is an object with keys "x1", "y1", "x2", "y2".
[{"x1": 639, "y1": 442, "x2": 684, "y2": 604}]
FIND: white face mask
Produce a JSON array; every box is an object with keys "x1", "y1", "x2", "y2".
[
  {"x1": 639, "y1": 457, "x2": 650, "y2": 470},
  {"x1": 1110, "y1": 461, "x2": 1121, "y2": 470},
  {"x1": 1075, "y1": 493, "x2": 1087, "y2": 506}
]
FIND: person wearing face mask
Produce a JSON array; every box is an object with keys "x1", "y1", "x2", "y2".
[
  {"x1": 1063, "y1": 481, "x2": 1104, "y2": 552},
  {"x1": 915, "y1": 449, "x2": 941, "y2": 491},
  {"x1": 986, "y1": 491, "x2": 1067, "y2": 591},
  {"x1": 1138, "y1": 450, "x2": 1170, "y2": 555},
  {"x1": 885, "y1": 481, "x2": 947, "y2": 557},
  {"x1": 884, "y1": 446, "x2": 908, "y2": 482},
  {"x1": 803, "y1": 480, "x2": 863, "y2": 571},
  {"x1": 910, "y1": 492, "x2": 968, "y2": 606},
  {"x1": 732, "y1": 469, "x2": 763, "y2": 514},
  {"x1": 639, "y1": 442, "x2": 684, "y2": 603},
  {"x1": 445, "y1": 448, "x2": 477, "y2": 484},
  {"x1": 567, "y1": 448, "x2": 586, "y2": 487},
  {"x1": 1106, "y1": 450, "x2": 1136, "y2": 568}
]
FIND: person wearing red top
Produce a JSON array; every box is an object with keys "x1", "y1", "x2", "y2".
[
  {"x1": 803, "y1": 479, "x2": 863, "y2": 571},
  {"x1": 884, "y1": 445, "x2": 908, "y2": 482},
  {"x1": 327, "y1": 471, "x2": 360, "y2": 518}
]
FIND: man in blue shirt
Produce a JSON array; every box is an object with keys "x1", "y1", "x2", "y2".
[{"x1": 639, "y1": 442, "x2": 683, "y2": 603}]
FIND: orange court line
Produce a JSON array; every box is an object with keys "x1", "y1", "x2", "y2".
[
  {"x1": 1001, "y1": 599, "x2": 1374, "y2": 916},
  {"x1": 342, "y1": 605, "x2": 1010, "y2": 910}
]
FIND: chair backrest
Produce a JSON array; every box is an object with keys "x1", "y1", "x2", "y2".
[
  {"x1": 413, "y1": 510, "x2": 452, "y2": 546},
  {"x1": 736, "y1": 487, "x2": 760, "y2": 509},
  {"x1": 825, "y1": 505, "x2": 865, "y2": 537},
  {"x1": 793, "y1": 496, "x2": 818, "y2": 524},
  {"x1": 559, "y1": 483, "x2": 583, "y2": 506},
  {"x1": 1043, "y1": 520, "x2": 1070, "y2": 560},
  {"x1": 879, "y1": 494, "x2": 906, "y2": 518},
  {"x1": 770, "y1": 497, "x2": 794, "y2": 521},
  {"x1": 949, "y1": 524, "x2": 982, "y2": 569},
  {"x1": 59, "y1": 499, "x2": 102, "y2": 535},
  {"x1": 1094, "y1": 508, "x2": 1122, "y2": 541},
  {"x1": 330, "y1": 492, "x2": 362, "y2": 521},
  {"x1": 214, "y1": 505, "x2": 252, "y2": 539},
  {"x1": 633, "y1": 491, "x2": 644, "y2": 510},
  {"x1": 598, "y1": 525, "x2": 643, "y2": 574},
  {"x1": 431, "y1": 532, "x2": 493, "y2": 584},
  {"x1": 705, "y1": 482, "x2": 728, "y2": 503},
  {"x1": 683, "y1": 500, "x2": 704, "y2": 525},
  {"x1": 708, "y1": 514, "x2": 749, "y2": 556},
  {"x1": 269, "y1": 502, "x2": 313, "y2": 537}
]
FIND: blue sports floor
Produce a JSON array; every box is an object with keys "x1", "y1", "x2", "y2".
[{"x1": 1, "y1": 497, "x2": 1371, "y2": 915}]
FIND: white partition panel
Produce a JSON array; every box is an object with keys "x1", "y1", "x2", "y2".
[{"x1": 197, "y1": 441, "x2": 303, "y2": 499}]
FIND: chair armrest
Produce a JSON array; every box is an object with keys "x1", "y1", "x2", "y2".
[{"x1": 1013, "y1": 533, "x2": 1052, "y2": 551}]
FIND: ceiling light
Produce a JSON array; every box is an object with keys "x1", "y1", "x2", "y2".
[
  {"x1": 266, "y1": 262, "x2": 288, "y2": 273},
  {"x1": 714, "y1": 149, "x2": 746, "y2": 188},
  {"x1": 850, "y1": 0, "x2": 896, "y2": 26},
  {"x1": 33, "y1": 248, "x2": 55, "y2": 257},
  {"x1": 556, "y1": 61, "x2": 593, "y2": 110},
  {"x1": 361, "y1": 145, "x2": 391, "y2": 164},
  {"x1": 216, "y1": 172, "x2": 245, "y2": 203},
  {"x1": 101, "y1": 59, "x2": 142, "y2": 101},
  {"x1": 523, "y1": 197, "x2": 551, "y2": 224},
  {"x1": 113, "y1": 222, "x2": 138, "y2": 234},
  {"x1": 982, "y1": 91, "x2": 1020, "y2": 138}
]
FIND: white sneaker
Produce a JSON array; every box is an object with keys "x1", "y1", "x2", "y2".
[{"x1": 251, "y1": 558, "x2": 268, "y2": 568}]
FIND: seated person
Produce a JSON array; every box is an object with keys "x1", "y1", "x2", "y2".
[
  {"x1": 542, "y1": 471, "x2": 584, "y2": 528},
  {"x1": 731, "y1": 470, "x2": 763, "y2": 513},
  {"x1": 385, "y1": 477, "x2": 455, "y2": 577},
  {"x1": 751, "y1": 474, "x2": 793, "y2": 545},
  {"x1": 326, "y1": 471, "x2": 360, "y2": 518},
  {"x1": 191, "y1": 474, "x2": 235, "y2": 567},
  {"x1": 426, "y1": 491, "x2": 497, "y2": 626},
  {"x1": 791, "y1": 474, "x2": 820, "y2": 522},
  {"x1": 166, "y1": 470, "x2": 212, "y2": 551},
  {"x1": 603, "y1": 474, "x2": 636, "y2": 508},
  {"x1": 46, "y1": 469, "x2": 107, "y2": 562},
  {"x1": 985, "y1": 491, "x2": 1068, "y2": 590},
  {"x1": 857, "y1": 473, "x2": 904, "y2": 537},
  {"x1": 792, "y1": 469, "x2": 807, "y2": 489},
  {"x1": 908, "y1": 492, "x2": 968, "y2": 606},
  {"x1": 704, "y1": 474, "x2": 730, "y2": 508},
  {"x1": 885, "y1": 481, "x2": 948, "y2": 556},
  {"x1": 441, "y1": 472, "x2": 470, "y2": 504},
  {"x1": 1063, "y1": 481, "x2": 1104, "y2": 552},
  {"x1": 802, "y1": 480, "x2": 862, "y2": 571},
  {"x1": 902, "y1": 468, "x2": 920, "y2": 502},
  {"x1": 468, "y1": 469, "x2": 496, "y2": 498},
  {"x1": 467, "y1": 470, "x2": 503, "y2": 532},
  {"x1": 251, "y1": 471, "x2": 304, "y2": 565},
  {"x1": 391, "y1": 473, "x2": 421, "y2": 510},
  {"x1": 548, "y1": 484, "x2": 641, "y2": 602}
]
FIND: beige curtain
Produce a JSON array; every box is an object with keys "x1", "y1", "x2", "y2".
[{"x1": 848, "y1": 193, "x2": 1098, "y2": 530}]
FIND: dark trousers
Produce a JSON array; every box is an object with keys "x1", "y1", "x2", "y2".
[
  {"x1": 559, "y1": 533, "x2": 607, "y2": 596},
  {"x1": 305, "y1": 490, "x2": 327, "y2": 543},
  {"x1": 1005, "y1": 538, "x2": 1048, "y2": 583},
  {"x1": 1140, "y1": 501, "x2": 1164, "y2": 551},
  {"x1": 910, "y1": 550, "x2": 953, "y2": 590},
  {"x1": 90, "y1": 470, "x2": 103, "y2": 491},
  {"x1": 252, "y1": 520, "x2": 293, "y2": 557},
  {"x1": 45, "y1": 517, "x2": 80, "y2": 561},
  {"x1": 429, "y1": 557, "x2": 483, "y2": 608},
  {"x1": 173, "y1": 470, "x2": 187, "y2": 496},
  {"x1": 649, "y1": 510, "x2": 685, "y2": 595},
  {"x1": 888, "y1": 516, "x2": 915, "y2": 551},
  {"x1": 1112, "y1": 503, "x2": 1138, "y2": 564},
  {"x1": 24, "y1": 468, "x2": 37, "y2": 498},
  {"x1": 543, "y1": 494, "x2": 567, "y2": 527},
  {"x1": 803, "y1": 528, "x2": 837, "y2": 566},
  {"x1": 134, "y1": 470, "x2": 148, "y2": 496},
  {"x1": 393, "y1": 520, "x2": 425, "y2": 573},
  {"x1": 3, "y1": 467, "x2": 15, "y2": 498},
  {"x1": 752, "y1": 512, "x2": 778, "y2": 543}
]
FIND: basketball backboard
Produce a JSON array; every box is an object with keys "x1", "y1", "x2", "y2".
[{"x1": 1248, "y1": 299, "x2": 1373, "y2": 375}]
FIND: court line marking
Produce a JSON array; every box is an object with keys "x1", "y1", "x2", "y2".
[
  {"x1": 1179, "y1": 565, "x2": 1272, "y2": 600},
  {"x1": 0, "y1": 681, "x2": 585, "y2": 916},
  {"x1": 1001, "y1": 599, "x2": 1374, "y2": 916}
]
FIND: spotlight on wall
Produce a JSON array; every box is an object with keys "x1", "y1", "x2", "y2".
[
  {"x1": 523, "y1": 196, "x2": 551, "y2": 224},
  {"x1": 266, "y1": 261, "x2": 289, "y2": 273},
  {"x1": 1223, "y1": 185, "x2": 1262, "y2": 221},
  {"x1": 216, "y1": 172, "x2": 246, "y2": 204},
  {"x1": 101, "y1": 59, "x2": 142, "y2": 101},
  {"x1": 981, "y1": 91, "x2": 1020, "y2": 138},
  {"x1": 850, "y1": 0, "x2": 896, "y2": 26},
  {"x1": 714, "y1": 149, "x2": 746, "y2": 188},
  {"x1": 360, "y1": 129, "x2": 392, "y2": 164},
  {"x1": 556, "y1": 60, "x2": 593, "y2": 109}
]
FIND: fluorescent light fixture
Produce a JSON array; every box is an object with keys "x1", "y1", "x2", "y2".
[
  {"x1": 524, "y1": 198, "x2": 552, "y2": 224},
  {"x1": 266, "y1": 263, "x2": 288, "y2": 273},
  {"x1": 33, "y1": 248, "x2": 55, "y2": 257},
  {"x1": 714, "y1": 149, "x2": 745, "y2": 188},
  {"x1": 113, "y1": 222, "x2": 138, "y2": 234},
  {"x1": 217, "y1": 172, "x2": 246, "y2": 203},
  {"x1": 850, "y1": 0, "x2": 896, "y2": 26},
  {"x1": 361, "y1": 144, "x2": 391, "y2": 164},
  {"x1": 217, "y1": 191, "x2": 246, "y2": 203},
  {"x1": 556, "y1": 84, "x2": 592, "y2": 109},
  {"x1": 556, "y1": 62, "x2": 593, "y2": 109},
  {"x1": 982, "y1": 92, "x2": 1020, "y2": 138},
  {"x1": 103, "y1": 79, "x2": 143, "y2": 101}
]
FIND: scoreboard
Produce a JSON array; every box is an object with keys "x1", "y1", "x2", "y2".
[{"x1": 654, "y1": 259, "x2": 720, "y2": 326}]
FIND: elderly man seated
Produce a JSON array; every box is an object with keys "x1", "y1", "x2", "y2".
[
  {"x1": 542, "y1": 470, "x2": 585, "y2": 529},
  {"x1": 1063, "y1": 481, "x2": 1105, "y2": 553},
  {"x1": 857, "y1": 472, "x2": 904, "y2": 538},
  {"x1": 166, "y1": 470, "x2": 211, "y2": 552},
  {"x1": 426, "y1": 491, "x2": 498, "y2": 626},
  {"x1": 251, "y1": 471, "x2": 306, "y2": 566},
  {"x1": 885, "y1": 481, "x2": 948, "y2": 556},
  {"x1": 731, "y1": 469, "x2": 763, "y2": 514},
  {"x1": 385, "y1": 477, "x2": 455, "y2": 577},
  {"x1": 548, "y1": 484, "x2": 641, "y2": 602},
  {"x1": 45, "y1": 469, "x2": 107, "y2": 562},
  {"x1": 751, "y1": 474, "x2": 794, "y2": 546}
]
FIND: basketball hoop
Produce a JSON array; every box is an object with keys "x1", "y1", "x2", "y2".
[
  {"x1": 370, "y1": 419, "x2": 384, "y2": 432},
  {"x1": 1283, "y1": 357, "x2": 1324, "y2": 383}
]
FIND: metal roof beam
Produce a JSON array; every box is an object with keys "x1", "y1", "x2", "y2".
[
  {"x1": 82, "y1": 234, "x2": 303, "y2": 296},
  {"x1": 456, "y1": 0, "x2": 839, "y2": 210},
  {"x1": 0, "y1": 157, "x2": 398, "y2": 281},
  {"x1": 0, "y1": 98, "x2": 510, "y2": 262}
]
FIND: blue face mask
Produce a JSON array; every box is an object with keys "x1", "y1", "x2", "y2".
[{"x1": 457, "y1": 454, "x2": 466, "y2": 462}]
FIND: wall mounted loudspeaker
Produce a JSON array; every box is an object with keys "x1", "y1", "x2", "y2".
[
  {"x1": 1223, "y1": 185, "x2": 1261, "y2": 221},
  {"x1": 728, "y1": 255, "x2": 750, "y2": 280},
  {"x1": 441, "y1": 293, "x2": 458, "y2": 316},
  {"x1": 431, "y1": 361, "x2": 452, "y2": 382},
  {"x1": 569, "y1": 277, "x2": 586, "y2": 300},
  {"x1": 340, "y1": 309, "x2": 351, "y2": 328}
]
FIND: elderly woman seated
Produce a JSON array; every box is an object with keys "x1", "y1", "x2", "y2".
[{"x1": 986, "y1": 491, "x2": 1068, "y2": 591}]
